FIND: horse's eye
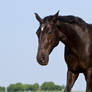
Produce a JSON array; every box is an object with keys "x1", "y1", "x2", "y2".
[{"x1": 48, "y1": 32, "x2": 52, "y2": 34}]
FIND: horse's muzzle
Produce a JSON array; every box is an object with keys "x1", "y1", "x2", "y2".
[{"x1": 37, "y1": 55, "x2": 49, "y2": 66}]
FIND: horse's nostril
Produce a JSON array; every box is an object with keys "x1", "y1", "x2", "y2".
[
  {"x1": 41, "y1": 57, "x2": 44, "y2": 60},
  {"x1": 40, "y1": 57, "x2": 45, "y2": 62}
]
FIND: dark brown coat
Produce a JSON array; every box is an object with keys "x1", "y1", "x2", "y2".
[{"x1": 35, "y1": 12, "x2": 92, "y2": 92}]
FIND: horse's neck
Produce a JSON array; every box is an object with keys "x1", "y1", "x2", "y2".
[{"x1": 58, "y1": 22, "x2": 85, "y2": 53}]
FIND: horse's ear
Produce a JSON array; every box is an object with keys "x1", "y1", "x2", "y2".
[
  {"x1": 35, "y1": 13, "x2": 43, "y2": 23},
  {"x1": 53, "y1": 11, "x2": 59, "y2": 20}
]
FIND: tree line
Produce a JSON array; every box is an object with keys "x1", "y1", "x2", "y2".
[{"x1": 0, "y1": 82, "x2": 65, "y2": 92}]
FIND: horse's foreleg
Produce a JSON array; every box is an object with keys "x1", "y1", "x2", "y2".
[
  {"x1": 64, "y1": 71, "x2": 79, "y2": 92},
  {"x1": 84, "y1": 69, "x2": 92, "y2": 92}
]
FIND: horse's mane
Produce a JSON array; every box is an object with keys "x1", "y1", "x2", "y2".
[
  {"x1": 44, "y1": 15, "x2": 86, "y2": 25},
  {"x1": 57, "y1": 16, "x2": 86, "y2": 25}
]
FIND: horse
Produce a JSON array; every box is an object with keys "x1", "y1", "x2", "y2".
[{"x1": 35, "y1": 11, "x2": 92, "y2": 92}]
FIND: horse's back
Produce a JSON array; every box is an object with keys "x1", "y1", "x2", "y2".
[
  {"x1": 88, "y1": 24, "x2": 92, "y2": 43},
  {"x1": 88, "y1": 24, "x2": 92, "y2": 30}
]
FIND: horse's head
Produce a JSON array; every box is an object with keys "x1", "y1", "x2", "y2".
[{"x1": 35, "y1": 12, "x2": 60, "y2": 66}]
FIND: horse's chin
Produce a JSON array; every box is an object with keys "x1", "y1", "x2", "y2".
[{"x1": 39, "y1": 61, "x2": 48, "y2": 66}]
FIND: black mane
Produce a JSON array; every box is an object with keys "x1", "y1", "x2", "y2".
[
  {"x1": 44, "y1": 15, "x2": 86, "y2": 25},
  {"x1": 57, "y1": 16, "x2": 86, "y2": 24}
]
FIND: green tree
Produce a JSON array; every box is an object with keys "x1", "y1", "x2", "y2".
[
  {"x1": 0, "y1": 86, "x2": 5, "y2": 92},
  {"x1": 7, "y1": 83, "x2": 23, "y2": 92},
  {"x1": 15, "y1": 83, "x2": 23, "y2": 91},
  {"x1": 7, "y1": 84, "x2": 16, "y2": 92},
  {"x1": 32, "y1": 83, "x2": 39, "y2": 91},
  {"x1": 54, "y1": 85, "x2": 65, "y2": 91},
  {"x1": 41, "y1": 82, "x2": 55, "y2": 91},
  {"x1": 23, "y1": 84, "x2": 32, "y2": 91}
]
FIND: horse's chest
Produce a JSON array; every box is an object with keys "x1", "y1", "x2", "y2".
[
  {"x1": 64, "y1": 47, "x2": 88, "y2": 73},
  {"x1": 65, "y1": 53, "x2": 78, "y2": 71},
  {"x1": 65, "y1": 55, "x2": 88, "y2": 73}
]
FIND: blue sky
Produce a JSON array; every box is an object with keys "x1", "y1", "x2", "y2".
[{"x1": 0, "y1": 0, "x2": 92, "y2": 90}]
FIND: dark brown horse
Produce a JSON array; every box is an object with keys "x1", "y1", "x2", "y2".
[{"x1": 35, "y1": 11, "x2": 92, "y2": 92}]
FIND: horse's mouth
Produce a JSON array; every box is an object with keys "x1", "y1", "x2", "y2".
[
  {"x1": 37, "y1": 56, "x2": 49, "y2": 66},
  {"x1": 39, "y1": 61, "x2": 48, "y2": 66}
]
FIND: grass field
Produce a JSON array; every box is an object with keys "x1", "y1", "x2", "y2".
[
  {"x1": 34, "y1": 91, "x2": 84, "y2": 92},
  {"x1": 34, "y1": 91, "x2": 61, "y2": 92},
  {"x1": 36, "y1": 91, "x2": 61, "y2": 92}
]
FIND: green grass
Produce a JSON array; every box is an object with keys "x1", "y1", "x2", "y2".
[
  {"x1": 73, "y1": 91, "x2": 84, "y2": 92},
  {"x1": 34, "y1": 91, "x2": 84, "y2": 92},
  {"x1": 36, "y1": 91, "x2": 63, "y2": 92}
]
